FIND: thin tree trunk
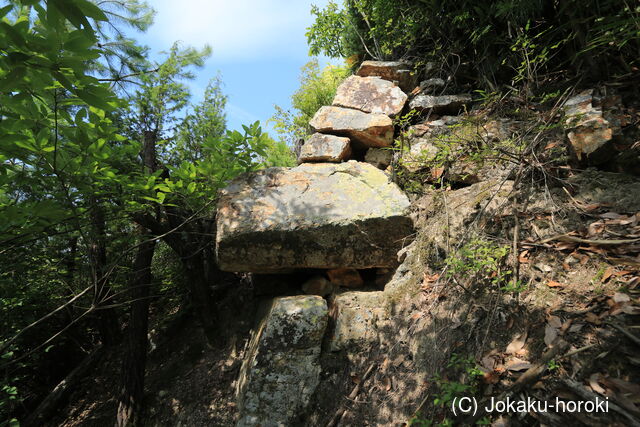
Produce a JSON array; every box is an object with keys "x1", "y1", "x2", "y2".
[
  {"x1": 182, "y1": 252, "x2": 218, "y2": 344},
  {"x1": 89, "y1": 200, "x2": 121, "y2": 346},
  {"x1": 115, "y1": 128, "x2": 160, "y2": 426},
  {"x1": 116, "y1": 237, "x2": 156, "y2": 427}
]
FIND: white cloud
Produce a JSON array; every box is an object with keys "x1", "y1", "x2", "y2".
[{"x1": 145, "y1": 0, "x2": 329, "y2": 61}]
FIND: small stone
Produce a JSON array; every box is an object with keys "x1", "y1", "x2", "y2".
[
  {"x1": 402, "y1": 139, "x2": 439, "y2": 173},
  {"x1": 309, "y1": 106, "x2": 394, "y2": 148},
  {"x1": 332, "y1": 75, "x2": 407, "y2": 117},
  {"x1": 299, "y1": 133, "x2": 351, "y2": 163},
  {"x1": 409, "y1": 94, "x2": 472, "y2": 115},
  {"x1": 365, "y1": 148, "x2": 393, "y2": 169},
  {"x1": 302, "y1": 275, "x2": 337, "y2": 296},
  {"x1": 356, "y1": 60, "x2": 417, "y2": 92},
  {"x1": 418, "y1": 78, "x2": 445, "y2": 93},
  {"x1": 327, "y1": 268, "x2": 364, "y2": 288}
]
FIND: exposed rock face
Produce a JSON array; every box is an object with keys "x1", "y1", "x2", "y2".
[
  {"x1": 332, "y1": 75, "x2": 407, "y2": 117},
  {"x1": 409, "y1": 94, "x2": 472, "y2": 114},
  {"x1": 236, "y1": 296, "x2": 328, "y2": 427},
  {"x1": 328, "y1": 291, "x2": 387, "y2": 351},
  {"x1": 299, "y1": 133, "x2": 352, "y2": 163},
  {"x1": 364, "y1": 147, "x2": 393, "y2": 169},
  {"x1": 356, "y1": 60, "x2": 417, "y2": 92},
  {"x1": 414, "y1": 180, "x2": 514, "y2": 252},
  {"x1": 309, "y1": 106, "x2": 394, "y2": 148},
  {"x1": 563, "y1": 91, "x2": 616, "y2": 163},
  {"x1": 216, "y1": 161, "x2": 414, "y2": 272}
]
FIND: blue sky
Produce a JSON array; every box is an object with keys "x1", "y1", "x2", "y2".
[{"x1": 130, "y1": 0, "x2": 335, "y2": 136}]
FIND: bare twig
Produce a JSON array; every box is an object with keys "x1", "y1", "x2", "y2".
[{"x1": 326, "y1": 363, "x2": 377, "y2": 427}]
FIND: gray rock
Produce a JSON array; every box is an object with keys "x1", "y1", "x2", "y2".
[
  {"x1": 299, "y1": 133, "x2": 352, "y2": 163},
  {"x1": 309, "y1": 106, "x2": 394, "y2": 148},
  {"x1": 402, "y1": 139, "x2": 439, "y2": 173},
  {"x1": 563, "y1": 91, "x2": 615, "y2": 163},
  {"x1": 356, "y1": 60, "x2": 417, "y2": 92},
  {"x1": 216, "y1": 162, "x2": 414, "y2": 272},
  {"x1": 409, "y1": 94, "x2": 472, "y2": 115},
  {"x1": 418, "y1": 78, "x2": 445, "y2": 93},
  {"x1": 236, "y1": 296, "x2": 328, "y2": 427},
  {"x1": 364, "y1": 147, "x2": 393, "y2": 169},
  {"x1": 328, "y1": 291, "x2": 387, "y2": 351},
  {"x1": 332, "y1": 75, "x2": 407, "y2": 117}
]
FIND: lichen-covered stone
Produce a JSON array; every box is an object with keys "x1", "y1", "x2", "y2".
[
  {"x1": 328, "y1": 291, "x2": 387, "y2": 351},
  {"x1": 332, "y1": 75, "x2": 407, "y2": 117},
  {"x1": 364, "y1": 147, "x2": 393, "y2": 169},
  {"x1": 409, "y1": 94, "x2": 472, "y2": 114},
  {"x1": 356, "y1": 60, "x2": 417, "y2": 92},
  {"x1": 236, "y1": 296, "x2": 328, "y2": 427},
  {"x1": 298, "y1": 133, "x2": 352, "y2": 163},
  {"x1": 216, "y1": 161, "x2": 414, "y2": 272},
  {"x1": 309, "y1": 106, "x2": 394, "y2": 148}
]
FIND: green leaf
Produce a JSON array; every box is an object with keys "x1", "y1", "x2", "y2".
[
  {"x1": 0, "y1": 4, "x2": 13, "y2": 19},
  {"x1": 52, "y1": 70, "x2": 76, "y2": 92},
  {"x1": 0, "y1": 67, "x2": 26, "y2": 92},
  {"x1": 49, "y1": 0, "x2": 94, "y2": 33},
  {"x1": 74, "y1": 87, "x2": 115, "y2": 111},
  {"x1": 74, "y1": 0, "x2": 109, "y2": 22},
  {"x1": 0, "y1": 22, "x2": 27, "y2": 48}
]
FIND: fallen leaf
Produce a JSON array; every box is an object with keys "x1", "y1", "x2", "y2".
[
  {"x1": 600, "y1": 212, "x2": 625, "y2": 219},
  {"x1": 569, "y1": 323, "x2": 585, "y2": 333},
  {"x1": 506, "y1": 330, "x2": 528, "y2": 355},
  {"x1": 482, "y1": 371, "x2": 500, "y2": 384},
  {"x1": 613, "y1": 292, "x2": 631, "y2": 303},
  {"x1": 547, "y1": 280, "x2": 564, "y2": 288},
  {"x1": 560, "y1": 319, "x2": 573, "y2": 333},
  {"x1": 535, "y1": 263, "x2": 553, "y2": 273},
  {"x1": 548, "y1": 316, "x2": 563, "y2": 329},
  {"x1": 506, "y1": 357, "x2": 532, "y2": 371},
  {"x1": 545, "y1": 324, "x2": 559, "y2": 346},
  {"x1": 381, "y1": 376, "x2": 392, "y2": 391},
  {"x1": 585, "y1": 312, "x2": 601, "y2": 325},
  {"x1": 622, "y1": 305, "x2": 640, "y2": 315},
  {"x1": 589, "y1": 373, "x2": 606, "y2": 394},
  {"x1": 602, "y1": 378, "x2": 640, "y2": 395},
  {"x1": 601, "y1": 267, "x2": 615, "y2": 283}
]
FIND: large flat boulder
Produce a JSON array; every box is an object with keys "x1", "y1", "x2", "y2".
[
  {"x1": 356, "y1": 60, "x2": 417, "y2": 92},
  {"x1": 309, "y1": 106, "x2": 394, "y2": 148},
  {"x1": 332, "y1": 75, "x2": 407, "y2": 117},
  {"x1": 216, "y1": 161, "x2": 414, "y2": 272},
  {"x1": 298, "y1": 133, "x2": 351, "y2": 163},
  {"x1": 236, "y1": 295, "x2": 328, "y2": 427}
]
